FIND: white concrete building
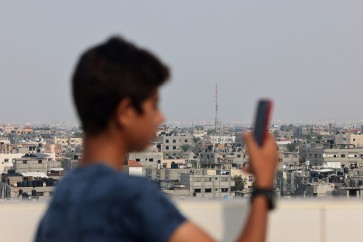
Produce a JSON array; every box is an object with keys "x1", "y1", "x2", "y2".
[
  {"x1": 209, "y1": 135, "x2": 235, "y2": 145},
  {"x1": 125, "y1": 160, "x2": 143, "y2": 176},
  {"x1": 0, "y1": 153, "x2": 23, "y2": 173}
]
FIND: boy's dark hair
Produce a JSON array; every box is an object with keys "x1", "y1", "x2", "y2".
[{"x1": 72, "y1": 36, "x2": 170, "y2": 135}]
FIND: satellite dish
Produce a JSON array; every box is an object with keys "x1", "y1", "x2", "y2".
[{"x1": 187, "y1": 163, "x2": 192, "y2": 168}]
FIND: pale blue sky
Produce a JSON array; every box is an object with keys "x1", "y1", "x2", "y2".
[{"x1": 1, "y1": 1, "x2": 363, "y2": 124}]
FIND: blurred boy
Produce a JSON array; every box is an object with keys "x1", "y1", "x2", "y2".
[{"x1": 35, "y1": 36, "x2": 278, "y2": 242}]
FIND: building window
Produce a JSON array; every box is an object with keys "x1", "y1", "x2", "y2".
[
  {"x1": 136, "y1": 159, "x2": 140, "y2": 162},
  {"x1": 166, "y1": 140, "x2": 169, "y2": 143},
  {"x1": 166, "y1": 146, "x2": 169, "y2": 150},
  {"x1": 149, "y1": 158, "x2": 153, "y2": 162},
  {"x1": 23, "y1": 160, "x2": 27, "y2": 164},
  {"x1": 4, "y1": 159, "x2": 9, "y2": 163},
  {"x1": 220, "y1": 177, "x2": 229, "y2": 182},
  {"x1": 221, "y1": 188, "x2": 229, "y2": 193},
  {"x1": 173, "y1": 140, "x2": 176, "y2": 143},
  {"x1": 341, "y1": 154, "x2": 345, "y2": 158},
  {"x1": 204, "y1": 177, "x2": 212, "y2": 182},
  {"x1": 185, "y1": 139, "x2": 188, "y2": 143},
  {"x1": 205, "y1": 188, "x2": 212, "y2": 193},
  {"x1": 194, "y1": 177, "x2": 202, "y2": 182},
  {"x1": 38, "y1": 160, "x2": 42, "y2": 164},
  {"x1": 173, "y1": 146, "x2": 176, "y2": 150},
  {"x1": 194, "y1": 188, "x2": 201, "y2": 193}
]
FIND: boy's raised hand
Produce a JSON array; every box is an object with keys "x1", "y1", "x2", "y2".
[{"x1": 243, "y1": 132, "x2": 279, "y2": 188}]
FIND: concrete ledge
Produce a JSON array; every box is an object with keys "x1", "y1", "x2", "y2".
[{"x1": 1, "y1": 199, "x2": 363, "y2": 242}]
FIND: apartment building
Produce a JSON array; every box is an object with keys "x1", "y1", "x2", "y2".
[
  {"x1": 200, "y1": 150, "x2": 247, "y2": 167},
  {"x1": 192, "y1": 129, "x2": 207, "y2": 139},
  {"x1": 161, "y1": 132, "x2": 193, "y2": 158},
  {"x1": 54, "y1": 137, "x2": 83, "y2": 146},
  {"x1": 0, "y1": 153, "x2": 23, "y2": 173},
  {"x1": 128, "y1": 151, "x2": 163, "y2": 169},
  {"x1": 278, "y1": 152, "x2": 299, "y2": 166},
  {"x1": 276, "y1": 170, "x2": 296, "y2": 196},
  {"x1": 335, "y1": 133, "x2": 363, "y2": 148},
  {"x1": 209, "y1": 135, "x2": 235, "y2": 145},
  {"x1": 180, "y1": 173, "x2": 235, "y2": 198},
  {"x1": 300, "y1": 143, "x2": 363, "y2": 168},
  {"x1": 13, "y1": 153, "x2": 61, "y2": 173},
  {"x1": 145, "y1": 167, "x2": 195, "y2": 181},
  {"x1": 199, "y1": 151, "x2": 219, "y2": 165}
]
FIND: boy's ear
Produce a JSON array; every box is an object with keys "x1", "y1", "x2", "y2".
[{"x1": 115, "y1": 98, "x2": 134, "y2": 128}]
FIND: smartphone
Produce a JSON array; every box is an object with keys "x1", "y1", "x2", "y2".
[{"x1": 253, "y1": 99, "x2": 272, "y2": 147}]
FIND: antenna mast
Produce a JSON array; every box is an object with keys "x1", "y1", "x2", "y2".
[{"x1": 214, "y1": 83, "x2": 219, "y2": 135}]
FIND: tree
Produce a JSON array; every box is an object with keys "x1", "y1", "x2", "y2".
[
  {"x1": 316, "y1": 134, "x2": 323, "y2": 142},
  {"x1": 231, "y1": 175, "x2": 245, "y2": 191},
  {"x1": 286, "y1": 142, "x2": 297, "y2": 152},
  {"x1": 207, "y1": 130, "x2": 214, "y2": 135},
  {"x1": 180, "y1": 144, "x2": 192, "y2": 152},
  {"x1": 189, "y1": 160, "x2": 198, "y2": 168},
  {"x1": 191, "y1": 137, "x2": 203, "y2": 154},
  {"x1": 304, "y1": 134, "x2": 312, "y2": 143}
]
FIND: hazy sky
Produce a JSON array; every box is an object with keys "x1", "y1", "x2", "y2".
[{"x1": 1, "y1": 1, "x2": 363, "y2": 124}]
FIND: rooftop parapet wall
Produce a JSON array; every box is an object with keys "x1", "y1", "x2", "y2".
[{"x1": 2, "y1": 199, "x2": 363, "y2": 242}]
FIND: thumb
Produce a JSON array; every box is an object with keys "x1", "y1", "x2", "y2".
[
  {"x1": 243, "y1": 132, "x2": 259, "y2": 154},
  {"x1": 241, "y1": 166, "x2": 252, "y2": 174}
]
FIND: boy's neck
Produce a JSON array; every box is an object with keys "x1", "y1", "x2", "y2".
[{"x1": 80, "y1": 133, "x2": 127, "y2": 171}]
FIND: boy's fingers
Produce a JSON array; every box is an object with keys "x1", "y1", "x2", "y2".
[
  {"x1": 241, "y1": 166, "x2": 255, "y2": 175},
  {"x1": 264, "y1": 133, "x2": 278, "y2": 152},
  {"x1": 243, "y1": 132, "x2": 258, "y2": 154},
  {"x1": 241, "y1": 162, "x2": 252, "y2": 173}
]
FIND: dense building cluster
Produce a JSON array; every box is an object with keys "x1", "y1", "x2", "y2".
[{"x1": 2, "y1": 122, "x2": 363, "y2": 200}]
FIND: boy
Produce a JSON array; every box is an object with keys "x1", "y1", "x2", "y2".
[{"x1": 35, "y1": 36, "x2": 278, "y2": 242}]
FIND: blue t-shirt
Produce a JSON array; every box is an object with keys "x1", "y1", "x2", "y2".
[{"x1": 35, "y1": 164, "x2": 186, "y2": 242}]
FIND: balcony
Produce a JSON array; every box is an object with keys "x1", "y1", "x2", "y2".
[{"x1": 1, "y1": 199, "x2": 363, "y2": 242}]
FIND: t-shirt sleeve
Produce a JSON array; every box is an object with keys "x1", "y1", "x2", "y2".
[{"x1": 121, "y1": 181, "x2": 187, "y2": 242}]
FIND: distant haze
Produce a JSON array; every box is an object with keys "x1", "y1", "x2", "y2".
[{"x1": 1, "y1": 1, "x2": 363, "y2": 124}]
